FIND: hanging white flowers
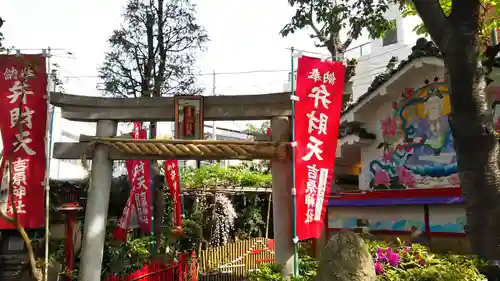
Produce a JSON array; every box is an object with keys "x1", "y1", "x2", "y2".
[{"x1": 212, "y1": 194, "x2": 237, "y2": 246}]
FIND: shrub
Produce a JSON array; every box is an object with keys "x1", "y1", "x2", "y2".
[
  {"x1": 248, "y1": 255, "x2": 318, "y2": 281},
  {"x1": 368, "y1": 239, "x2": 487, "y2": 281},
  {"x1": 249, "y1": 239, "x2": 487, "y2": 281}
]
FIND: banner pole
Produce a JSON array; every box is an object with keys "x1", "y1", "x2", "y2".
[
  {"x1": 44, "y1": 47, "x2": 54, "y2": 281},
  {"x1": 290, "y1": 47, "x2": 299, "y2": 277},
  {"x1": 149, "y1": 123, "x2": 156, "y2": 255}
]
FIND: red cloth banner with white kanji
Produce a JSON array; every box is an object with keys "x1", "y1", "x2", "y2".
[
  {"x1": 113, "y1": 122, "x2": 152, "y2": 241},
  {"x1": 165, "y1": 160, "x2": 182, "y2": 226},
  {"x1": 0, "y1": 54, "x2": 47, "y2": 229},
  {"x1": 294, "y1": 56, "x2": 345, "y2": 240}
]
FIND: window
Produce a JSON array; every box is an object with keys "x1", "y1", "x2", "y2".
[{"x1": 383, "y1": 20, "x2": 398, "y2": 46}]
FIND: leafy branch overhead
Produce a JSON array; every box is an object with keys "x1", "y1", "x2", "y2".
[
  {"x1": 281, "y1": 0, "x2": 395, "y2": 82},
  {"x1": 99, "y1": 0, "x2": 208, "y2": 98},
  {"x1": 180, "y1": 164, "x2": 272, "y2": 189}
]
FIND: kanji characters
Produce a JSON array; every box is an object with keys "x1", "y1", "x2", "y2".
[
  {"x1": 21, "y1": 67, "x2": 35, "y2": 79},
  {"x1": 308, "y1": 84, "x2": 331, "y2": 109},
  {"x1": 13, "y1": 186, "x2": 27, "y2": 199},
  {"x1": 7, "y1": 81, "x2": 34, "y2": 104},
  {"x1": 133, "y1": 161, "x2": 145, "y2": 179},
  {"x1": 7, "y1": 200, "x2": 26, "y2": 214},
  {"x1": 13, "y1": 131, "x2": 36, "y2": 155},
  {"x1": 308, "y1": 68, "x2": 321, "y2": 82},
  {"x1": 306, "y1": 110, "x2": 328, "y2": 135},
  {"x1": 9, "y1": 106, "x2": 34, "y2": 129},
  {"x1": 301, "y1": 136, "x2": 324, "y2": 161},
  {"x1": 323, "y1": 71, "x2": 336, "y2": 85},
  {"x1": 3, "y1": 67, "x2": 19, "y2": 81}
]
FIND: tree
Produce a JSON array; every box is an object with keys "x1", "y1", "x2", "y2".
[
  {"x1": 99, "y1": 0, "x2": 208, "y2": 102},
  {"x1": 280, "y1": 0, "x2": 395, "y2": 109},
  {"x1": 0, "y1": 17, "x2": 4, "y2": 52},
  {"x1": 398, "y1": 0, "x2": 500, "y2": 265},
  {"x1": 99, "y1": 0, "x2": 208, "y2": 254}
]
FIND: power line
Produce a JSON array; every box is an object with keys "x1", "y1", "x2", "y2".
[{"x1": 60, "y1": 44, "x2": 411, "y2": 80}]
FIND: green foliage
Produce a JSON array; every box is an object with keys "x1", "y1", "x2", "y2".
[
  {"x1": 281, "y1": 0, "x2": 394, "y2": 52},
  {"x1": 248, "y1": 255, "x2": 319, "y2": 281},
  {"x1": 249, "y1": 242, "x2": 486, "y2": 281},
  {"x1": 245, "y1": 121, "x2": 270, "y2": 135},
  {"x1": 101, "y1": 222, "x2": 154, "y2": 277},
  {"x1": 180, "y1": 164, "x2": 272, "y2": 188},
  {"x1": 401, "y1": 0, "x2": 500, "y2": 46},
  {"x1": 368, "y1": 240, "x2": 487, "y2": 281}
]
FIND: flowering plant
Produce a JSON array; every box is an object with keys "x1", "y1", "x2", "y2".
[{"x1": 368, "y1": 240, "x2": 486, "y2": 281}]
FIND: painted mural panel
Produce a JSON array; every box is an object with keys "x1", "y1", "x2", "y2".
[
  {"x1": 428, "y1": 205, "x2": 466, "y2": 233},
  {"x1": 327, "y1": 206, "x2": 466, "y2": 233},
  {"x1": 328, "y1": 206, "x2": 425, "y2": 231},
  {"x1": 369, "y1": 81, "x2": 459, "y2": 190}
]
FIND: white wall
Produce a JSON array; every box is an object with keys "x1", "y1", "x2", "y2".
[
  {"x1": 349, "y1": 4, "x2": 426, "y2": 101},
  {"x1": 49, "y1": 107, "x2": 96, "y2": 180}
]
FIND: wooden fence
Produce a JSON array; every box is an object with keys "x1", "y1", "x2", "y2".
[
  {"x1": 197, "y1": 238, "x2": 313, "y2": 280},
  {"x1": 198, "y1": 237, "x2": 275, "y2": 280}
]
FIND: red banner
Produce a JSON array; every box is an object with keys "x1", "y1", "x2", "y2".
[
  {"x1": 294, "y1": 56, "x2": 345, "y2": 240},
  {"x1": 165, "y1": 160, "x2": 182, "y2": 226},
  {"x1": 113, "y1": 123, "x2": 152, "y2": 241},
  {"x1": 0, "y1": 55, "x2": 47, "y2": 229}
]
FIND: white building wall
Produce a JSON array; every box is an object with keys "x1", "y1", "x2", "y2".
[
  {"x1": 49, "y1": 107, "x2": 96, "y2": 180},
  {"x1": 349, "y1": 5, "x2": 426, "y2": 102}
]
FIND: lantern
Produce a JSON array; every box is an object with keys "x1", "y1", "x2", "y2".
[{"x1": 56, "y1": 183, "x2": 82, "y2": 280}]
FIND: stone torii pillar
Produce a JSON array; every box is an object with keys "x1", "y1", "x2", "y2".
[
  {"x1": 270, "y1": 116, "x2": 294, "y2": 278},
  {"x1": 78, "y1": 120, "x2": 117, "y2": 281}
]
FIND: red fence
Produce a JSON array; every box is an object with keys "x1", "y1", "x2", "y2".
[{"x1": 103, "y1": 253, "x2": 197, "y2": 281}]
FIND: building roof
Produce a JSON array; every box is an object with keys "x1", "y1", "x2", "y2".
[{"x1": 342, "y1": 37, "x2": 442, "y2": 117}]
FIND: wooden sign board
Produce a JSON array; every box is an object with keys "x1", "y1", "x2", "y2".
[{"x1": 174, "y1": 96, "x2": 204, "y2": 140}]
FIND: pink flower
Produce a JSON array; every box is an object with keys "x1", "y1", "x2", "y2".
[
  {"x1": 496, "y1": 117, "x2": 500, "y2": 132},
  {"x1": 373, "y1": 170, "x2": 391, "y2": 187},
  {"x1": 374, "y1": 262, "x2": 384, "y2": 275},
  {"x1": 382, "y1": 149, "x2": 393, "y2": 162},
  {"x1": 381, "y1": 117, "x2": 397, "y2": 139},
  {"x1": 448, "y1": 174, "x2": 460, "y2": 186},
  {"x1": 396, "y1": 166, "x2": 416, "y2": 189}
]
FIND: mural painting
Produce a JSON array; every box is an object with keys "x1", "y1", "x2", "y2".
[
  {"x1": 327, "y1": 206, "x2": 465, "y2": 233},
  {"x1": 369, "y1": 81, "x2": 459, "y2": 190}
]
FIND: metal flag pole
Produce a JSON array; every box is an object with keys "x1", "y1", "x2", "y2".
[
  {"x1": 148, "y1": 122, "x2": 156, "y2": 255},
  {"x1": 290, "y1": 47, "x2": 299, "y2": 277},
  {"x1": 43, "y1": 46, "x2": 54, "y2": 281}
]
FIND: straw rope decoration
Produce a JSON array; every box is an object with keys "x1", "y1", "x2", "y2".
[{"x1": 81, "y1": 138, "x2": 289, "y2": 180}]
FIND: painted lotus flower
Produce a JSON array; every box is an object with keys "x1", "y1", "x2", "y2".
[
  {"x1": 396, "y1": 166, "x2": 416, "y2": 189},
  {"x1": 496, "y1": 117, "x2": 500, "y2": 132},
  {"x1": 373, "y1": 170, "x2": 390, "y2": 187},
  {"x1": 382, "y1": 149, "x2": 393, "y2": 162},
  {"x1": 448, "y1": 174, "x2": 460, "y2": 186},
  {"x1": 381, "y1": 117, "x2": 397, "y2": 139}
]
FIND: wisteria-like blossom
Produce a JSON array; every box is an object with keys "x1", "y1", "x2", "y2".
[{"x1": 211, "y1": 194, "x2": 237, "y2": 246}]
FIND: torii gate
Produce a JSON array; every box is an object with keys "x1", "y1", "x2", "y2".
[{"x1": 50, "y1": 92, "x2": 296, "y2": 281}]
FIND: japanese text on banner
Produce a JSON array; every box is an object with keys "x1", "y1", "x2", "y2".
[
  {"x1": 0, "y1": 55, "x2": 47, "y2": 229},
  {"x1": 165, "y1": 160, "x2": 182, "y2": 226},
  {"x1": 293, "y1": 56, "x2": 345, "y2": 240},
  {"x1": 113, "y1": 122, "x2": 152, "y2": 240}
]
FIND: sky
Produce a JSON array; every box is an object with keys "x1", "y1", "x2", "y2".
[
  {"x1": 1, "y1": 0, "x2": 339, "y2": 97},
  {"x1": 0, "y1": 0, "x2": 392, "y2": 134}
]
